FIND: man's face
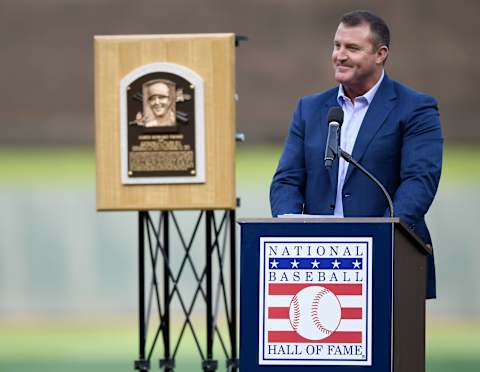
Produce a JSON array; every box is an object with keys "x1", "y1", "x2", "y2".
[
  {"x1": 332, "y1": 22, "x2": 387, "y2": 92},
  {"x1": 147, "y1": 82, "x2": 172, "y2": 117}
]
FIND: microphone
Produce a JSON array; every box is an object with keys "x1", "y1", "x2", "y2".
[{"x1": 324, "y1": 107, "x2": 344, "y2": 169}]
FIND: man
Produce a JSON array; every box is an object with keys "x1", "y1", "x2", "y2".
[
  {"x1": 270, "y1": 10, "x2": 442, "y2": 298},
  {"x1": 137, "y1": 79, "x2": 176, "y2": 127}
]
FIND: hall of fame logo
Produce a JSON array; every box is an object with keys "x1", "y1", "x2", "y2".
[{"x1": 258, "y1": 237, "x2": 373, "y2": 366}]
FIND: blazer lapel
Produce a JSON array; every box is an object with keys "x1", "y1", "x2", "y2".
[{"x1": 344, "y1": 75, "x2": 397, "y2": 185}]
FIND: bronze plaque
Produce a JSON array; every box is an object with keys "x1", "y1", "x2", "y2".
[
  {"x1": 120, "y1": 63, "x2": 205, "y2": 185},
  {"x1": 128, "y1": 73, "x2": 195, "y2": 177}
]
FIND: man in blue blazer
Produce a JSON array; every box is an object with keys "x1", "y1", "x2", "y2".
[{"x1": 270, "y1": 10, "x2": 443, "y2": 299}]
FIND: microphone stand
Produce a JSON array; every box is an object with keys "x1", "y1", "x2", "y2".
[{"x1": 338, "y1": 147, "x2": 394, "y2": 218}]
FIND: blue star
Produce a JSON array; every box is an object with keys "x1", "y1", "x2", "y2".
[
  {"x1": 270, "y1": 259, "x2": 279, "y2": 269},
  {"x1": 290, "y1": 259, "x2": 299, "y2": 269},
  {"x1": 311, "y1": 259, "x2": 320, "y2": 268}
]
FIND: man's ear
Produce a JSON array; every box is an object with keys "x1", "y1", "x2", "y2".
[{"x1": 376, "y1": 45, "x2": 389, "y2": 64}]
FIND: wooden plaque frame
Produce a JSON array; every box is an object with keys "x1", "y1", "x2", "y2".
[{"x1": 95, "y1": 33, "x2": 236, "y2": 210}]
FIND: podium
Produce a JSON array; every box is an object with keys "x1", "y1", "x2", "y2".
[{"x1": 238, "y1": 217, "x2": 431, "y2": 372}]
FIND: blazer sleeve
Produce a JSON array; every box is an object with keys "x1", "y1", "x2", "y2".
[
  {"x1": 270, "y1": 98, "x2": 307, "y2": 216},
  {"x1": 385, "y1": 94, "x2": 443, "y2": 227}
]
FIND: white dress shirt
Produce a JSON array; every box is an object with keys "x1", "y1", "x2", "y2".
[{"x1": 333, "y1": 71, "x2": 385, "y2": 217}]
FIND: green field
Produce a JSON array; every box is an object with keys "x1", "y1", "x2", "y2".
[
  {"x1": 0, "y1": 320, "x2": 479, "y2": 371},
  {"x1": 0, "y1": 144, "x2": 479, "y2": 185}
]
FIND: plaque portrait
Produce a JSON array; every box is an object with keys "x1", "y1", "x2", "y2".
[{"x1": 119, "y1": 63, "x2": 205, "y2": 185}]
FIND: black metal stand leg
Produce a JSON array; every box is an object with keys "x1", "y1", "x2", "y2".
[
  {"x1": 159, "y1": 211, "x2": 175, "y2": 371},
  {"x1": 135, "y1": 212, "x2": 150, "y2": 371},
  {"x1": 206, "y1": 210, "x2": 213, "y2": 361},
  {"x1": 228, "y1": 209, "x2": 239, "y2": 372},
  {"x1": 203, "y1": 210, "x2": 218, "y2": 372}
]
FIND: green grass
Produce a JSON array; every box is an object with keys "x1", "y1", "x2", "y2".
[
  {"x1": 0, "y1": 320, "x2": 216, "y2": 372},
  {"x1": 426, "y1": 320, "x2": 480, "y2": 371},
  {"x1": 0, "y1": 144, "x2": 479, "y2": 185},
  {"x1": 0, "y1": 146, "x2": 95, "y2": 185},
  {"x1": 0, "y1": 319, "x2": 479, "y2": 371},
  {"x1": 440, "y1": 145, "x2": 480, "y2": 184}
]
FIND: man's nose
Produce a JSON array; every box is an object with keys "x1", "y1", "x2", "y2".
[{"x1": 336, "y1": 49, "x2": 347, "y2": 61}]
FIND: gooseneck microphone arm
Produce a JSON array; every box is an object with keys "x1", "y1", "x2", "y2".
[{"x1": 339, "y1": 148, "x2": 394, "y2": 218}]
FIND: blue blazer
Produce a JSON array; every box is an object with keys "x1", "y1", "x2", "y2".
[{"x1": 270, "y1": 75, "x2": 443, "y2": 298}]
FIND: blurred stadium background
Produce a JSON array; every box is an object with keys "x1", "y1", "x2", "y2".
[{"x1": 1, "y1": 0, "x2": 479, "y2": 371}]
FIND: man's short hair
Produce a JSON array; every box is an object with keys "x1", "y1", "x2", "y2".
[{"x1": 340, "y1": 10, "x2": 390, "y2": 49}]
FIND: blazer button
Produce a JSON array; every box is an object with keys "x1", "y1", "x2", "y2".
[
  {"x1": 344, "y1": 193, "x2": 351, "y2": 198},
  {"x1": 330, "y1": 204, "x2": 335, "y2": 210}
]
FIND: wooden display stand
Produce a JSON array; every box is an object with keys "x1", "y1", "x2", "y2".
[
  {"x1": 94, "y1": 34, "x2": 240, "y2": 372},
  {"x1": 95, "y1": 33, "x2": 236, "y2": 211}
]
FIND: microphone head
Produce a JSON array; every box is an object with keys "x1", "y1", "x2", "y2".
[{"x1": 327, "y1": 106, "x2": 344, "y2": 126}]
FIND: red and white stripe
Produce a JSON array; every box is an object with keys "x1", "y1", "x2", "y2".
[{"x1": 266, "y1": 283, "x2": 363, "y2": 343}]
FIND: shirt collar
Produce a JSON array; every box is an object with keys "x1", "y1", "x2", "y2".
[{"x1": 337, "y1": 70, "x2": 385, "y2": 105}]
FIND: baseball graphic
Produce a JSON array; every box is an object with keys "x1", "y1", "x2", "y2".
[{"x1": 289, "y1": 286, "x2": 342, "y2": 340}]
